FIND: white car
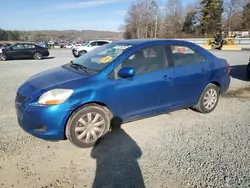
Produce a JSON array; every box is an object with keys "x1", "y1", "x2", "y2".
[
  {"x1": 65, "y1": 44, "x2": 73, "y2": 49},
  {"x1": 72, "y1": 40, "x2": 112, "y2": 57}
]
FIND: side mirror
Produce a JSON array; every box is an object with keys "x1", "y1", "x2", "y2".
[{"x1": 118, "y1": 67, "x2": 135, "y2": 78}]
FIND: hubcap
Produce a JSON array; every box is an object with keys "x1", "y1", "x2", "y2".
[
  {"x1": 35, "y1": 53, "x2": 41, "y2": 59},
  {"x1": 75, "y1": 112, "x2": 105, "y2": 143},
  {"x1": 0, "y1": 54, "x2": 6, "y2": 60},
  {"x1": 203, "y1": 89, "x2": 217, "y2": 110}
]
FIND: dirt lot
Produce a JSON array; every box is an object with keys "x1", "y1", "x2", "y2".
[{"x1": 0, "y1": 49, "x2": 250, "y2": 188}]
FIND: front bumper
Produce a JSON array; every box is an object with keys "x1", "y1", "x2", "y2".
[{"x1": 15, "y1": 101, "x2": 72, "y2": 141}]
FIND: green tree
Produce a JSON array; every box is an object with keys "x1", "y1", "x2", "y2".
[
  {"x1": 182, "y1": 11, "x2": 197, "y2": 34},
  {"x1": 200, "y1": 0, "x2": 224, "y2": 36}
]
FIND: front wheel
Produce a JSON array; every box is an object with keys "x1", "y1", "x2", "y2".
[
  {"x1": 78, "y1": 50, "x2": 87, "y2": 56},
  {"x1": 194, "y1": 83, "x2": 220, "y2": 113},
  {"x1": 0, "y1": 53, "x2": 6, "y2": 61},
  {"x1": 65, "y1": 104, "x2": 111, "y2": 148}
]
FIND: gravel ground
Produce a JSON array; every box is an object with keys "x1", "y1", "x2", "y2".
[{"x1": 0, "y1": 49, "x2": 249, "y2": 188}]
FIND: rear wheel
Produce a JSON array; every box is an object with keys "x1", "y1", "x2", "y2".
[
  {"x1": 194, "y1": 83, "x2": 220, "y2": 113},
  {"x1": 34, "y1": 52, "x2": 42, "y2": 60},
  {"x1": 0, "y1": 53, "x2": 6, "y2": 61},
  {"x1": 65, "y1": 104, "x2": 111, "y2": 148}
]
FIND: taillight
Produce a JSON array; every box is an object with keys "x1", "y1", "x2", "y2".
[{"x1": 226, "y1": 62, "x2": 230, "y2": 73}]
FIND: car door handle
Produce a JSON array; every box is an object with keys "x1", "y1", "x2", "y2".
[
  {"x1": 201, "y1": 69, "x2": 207, "y2": 74},
  {"x1": 163, "y1": 75, "x2": 171, "y2": 81}
]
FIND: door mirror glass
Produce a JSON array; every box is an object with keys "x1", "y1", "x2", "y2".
[{"x1": 118, "y1": 67, "x2": 135, "y2": 78}]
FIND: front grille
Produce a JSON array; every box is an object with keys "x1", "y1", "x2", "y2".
[{"x1": 15, "y1": 93, "x2": 28, "y2": 104}]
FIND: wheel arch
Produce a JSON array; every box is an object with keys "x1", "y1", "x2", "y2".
[
  {"x1": 210, "y1": 80, "x2": 220, "y2": 88},
  {"x1": 63, "y1": 100, "x2": 113, "y2": 140}
]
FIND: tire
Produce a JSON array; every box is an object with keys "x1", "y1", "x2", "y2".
[
  {"x1": 33, "y1": 52, "x2": 42, "y2": 60},
  {"x1": 211, "y1": 43, "x2": 216, "y2": 50},
  {"x1": 0, "y1": 53, "x2": 6, "y2": 61},
  {"x1": 65, "y1": 104, "x2": 111, "y2": 148},
  {"x1": 79, "y1": 50, "x2": 87, "y2": 56},
  {"x1": 247, "y1": 62, "x2": 250, "y2": 79},
  {"x1": 194, "y1": 83, "x2": 220, "y2": 114},
  {"x1": 73, "y1": 53, "x2": 78, "y2": 58}
]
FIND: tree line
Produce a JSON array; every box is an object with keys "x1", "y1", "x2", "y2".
[
  {"x1": 0, "y1": 29, "x2": 22, "y2": 41},
  {"x1": 0, "y1": 29, "x2": 122, "y2": 42},
  {"x1": 121, "y1": 0, "x2": 250, "y2": 39}
]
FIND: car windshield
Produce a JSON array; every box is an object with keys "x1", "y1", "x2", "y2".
[
  {"x1": 81, "y1": 42, "x2": 89, "y2": 46},
  {"x1": 71, "y1": 43, "x2": 133, "y2": 72},
  {"x1": 7, "y1": 44, "x2": 15, "y2": 49}
]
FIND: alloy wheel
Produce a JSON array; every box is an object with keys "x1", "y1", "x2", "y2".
[
  {"x1": 0, "y1": 54, "x2": 6, "y2": 61},
  {"x1": 34, "y1": 53, "x2": 42, "y2": 60}
]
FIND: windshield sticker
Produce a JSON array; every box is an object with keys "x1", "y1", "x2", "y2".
[
  {"x1": 113, "y1": 45, "x2": 132, "y2": 50},
  {"x1": 100, "y1": 56, "x2": 113, "y2": 63}
]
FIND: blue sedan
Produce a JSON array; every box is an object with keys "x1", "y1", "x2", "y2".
[{"x1": 15, "y1": 39, "x2": 231, "y2": 148}]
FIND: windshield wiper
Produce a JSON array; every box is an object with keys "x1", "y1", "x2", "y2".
[
  {"x1": 69, "y1": 61, "x2": 99, "y2": 74},
  {"x1": 69, "y1": 61, "x2": 88, "y2": 73}
]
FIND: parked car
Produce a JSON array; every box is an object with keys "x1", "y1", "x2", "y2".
[
  {"x1": 65, "y1": 43, "x2": 73, "y2": 49},
  {"x1": 15, "y1": 39, "x2": 231, "y2": 148},
  {"x1": 72, "y1": 40, "x2": 112, "y2": 57},
  {"x1": 71, "y1": 43, "x2": 82, "y2": 49},
  {"x1": 247, "y1": 58, "x2": 250, "y2": 79},
  {"x1": 0, "y1": 43, "x2": 50, "y2": 61}
]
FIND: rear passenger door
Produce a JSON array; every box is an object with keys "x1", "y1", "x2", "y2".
[
  {"x1": 168, "y1": 44, "x2": 211, "y2": 108},
  {"x1": 22, "y1": 44, "x2": 36, "y2": 57}
]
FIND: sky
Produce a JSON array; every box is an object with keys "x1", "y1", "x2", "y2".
[{"x1": 0, "y1": 0, "x2": 192, "y2": 31}]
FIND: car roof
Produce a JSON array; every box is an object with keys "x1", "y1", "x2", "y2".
[
  {"x1": 15, "y1": 43, "x2": 36, "y2": 45},
  {"x1": 113, "y1": 38, "x2": 195, "y2": 46},
  {"x1": 89, "y1": 40, "x2": 112, "y2": 42}
]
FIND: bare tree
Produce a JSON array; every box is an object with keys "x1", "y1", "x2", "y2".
[
  {"x1": 164, "y1": 0, "x2": 184, "y2": 38},
  {"x1": 224, "y1": 0, "x2": 242, "y2": 32},
  {"x1": 122, "y1": 0, "x2": 160, "y2": 39}
]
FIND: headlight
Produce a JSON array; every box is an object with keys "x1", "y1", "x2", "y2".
[{"x1": 38, "y1": 89, "x2": 74, "y2": 105}]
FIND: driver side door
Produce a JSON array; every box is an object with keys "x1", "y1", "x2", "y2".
[
  {"x1": 5, "y1": 44, "x2": 25, "y2": 59},
  {"x1": 87, "y1": 42, "x2": 99, "y2": 51},
  {"x1": 110, "y1": 44, "x2": 174, "y2": 121}
]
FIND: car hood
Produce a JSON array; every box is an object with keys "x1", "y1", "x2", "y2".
[{"x1": 18, "y1": 66, "x2": 88, "y2": 96}]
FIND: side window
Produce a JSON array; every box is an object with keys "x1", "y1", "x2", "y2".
[
  {"x1": 23, "y1": 44, "x2": 35, "y2": 49},
  {"x1": 88, "y1": 42, "x2": 98, "y2": 47},
  {"x1": 118, "y1": 45, "x2": 168, "y2": 76},
  {"x1": 170, "y1": 45, "x2": 206, "y2": 67},
  {"x1": 12, "y1": 44, "x2": 24, "y2": 50},
  {"x1": 97, "y1": 41, "x2": 108, "y2": 46}
]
